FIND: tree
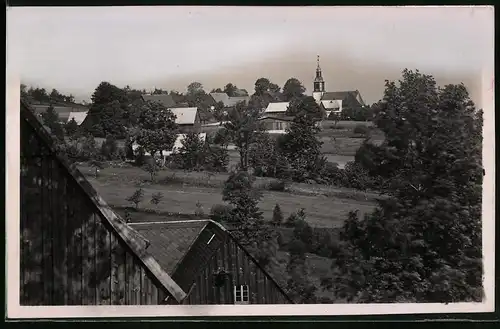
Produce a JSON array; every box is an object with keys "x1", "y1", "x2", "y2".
[
  {"x1": 89, "y1": 160, "x2": 104, "y2": 178},
  {"x1": 254, "y1": 78, "x2": 271, "y2": 95},
  {"x1": 271, "y1": 204, "x2": 284, "y2": 227},
  {"x1": 176, "y1": 131, "x2": 206, "y2": 170},
  {"x1": 100, "y1": 135, "x2": 119, "y2": 160},
  {"x1": 223, "y1": 83, "x2": 238, "y2": 97},
  {"x1": 212, "y1": 101, "x2": 227, "y2": 122},
  {"x1": 222, "y1": 171, "x2": 275, "y2": 265},
  {"x1": 282, "y1": 78, "x2": 306, "y2": 101},
  {"x1": 286, "y1": 96, "x2": 324, "y2": 119},
  {"x1": 134, "y1": 101, "x2": 178, "y2": 159},
  {"x1": 249, "y1": 132, "x2": 290, "y2": 178},
  {"x1": 278, "y1": 112, "x2": 324, "y2": 182},
  {"x1": 142, "y1": 162, "x2": 159, "y2": 182},
  {"x1": 285, "y1": 239, "x2": 318, "y2": 303},
  {"x1": 221, "y1": 103, "x2": 264, "y2": 171},
  {"x1": 187, "y1": 82, "x2": 204, "y2": 96},
  {"x1": 126, "y1": 188, "x2": 144, "y2": 209},
  {"x1": 330, "y1": 69, "x2": 484, "y2": 303},
  {"x1": 65, "y1": 118, "x2": 79, "y2": 136},
  {"x1": 41, "y1": 105, "x2": 65, "y2": 140},
  {"x1": 84, "y1": 81, "x2": 129, "y2": 137},
  {"x1": 150, "y1": 192, "x2": 164, "y2": 208}
]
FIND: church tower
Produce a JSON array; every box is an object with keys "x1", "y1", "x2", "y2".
[{"x1": 312, "y1": 55, "x2": 325, "y2": 104}]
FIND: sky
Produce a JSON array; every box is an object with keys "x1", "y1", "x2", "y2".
[{"x1": 7, "y1": 6, "x2": 494, "y2": 105}]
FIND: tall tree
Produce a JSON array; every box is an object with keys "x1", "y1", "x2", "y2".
[
  {"x1": 187, "y1": 82, "x2": 204, "y2": 96},
  {"x1": 222, "y1": 171, "x2": 276, "y2": 266},
  {"x1": 223, "y1": 83, "x2": 238, "y2": 97},
  {"x1": 221, "y1": 103, "x2": 264, "y2": 171},
  {"x1": 176, "y1": 131, "x2": 207, "y2": 170},
  {"x1": 282, "y1": 78, "x2": 306, "y2": 101},
  {"x1": 134, "y1": 101, "x2": 178, "y2": 159},
  {"x1": 41, "y1": 105, "x2": 65, "y2": 140},
  {"x1": 254, "y1": 78, "x2": 271, "y2": 95},
  {"x1": 330, "y1": 69, "x2": 484, "y2": 303},
  {"x1": 85, "y1": 81, "x2": 129, "y2": 136},
  {"x1": 278, "y1": 111, "x2": 324, "y2": 182}
]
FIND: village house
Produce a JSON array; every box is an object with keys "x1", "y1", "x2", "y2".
[
  {"x1": 169, "y1": 107, "x2": 202, "y2": 133},
  {"x1": 20, "y1": 99, "x2": 292, "y2": 305},
  {"x1": 258, "y1": 102, "x2": 292, "y2": 134}
]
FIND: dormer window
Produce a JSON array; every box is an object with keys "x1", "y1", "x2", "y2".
[{"x1": 234, "y1": 285, "x2": 249, "y2": 304}]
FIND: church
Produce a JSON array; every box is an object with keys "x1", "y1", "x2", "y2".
[{"x1": 311, "y1": 55, "x2": 366, "y2": 118}]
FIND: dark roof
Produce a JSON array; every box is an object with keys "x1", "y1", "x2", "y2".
[
  {"x1": 130, "y1": 221, "x2": 208, "y2": 274},
  {"x1": 142, "y1": 94, "x2": 177, "y2": 108},
  {"x1": 321, "y1": 90, "x2": 366, "y2": 107},
  {"x1": 128, "y1": 219, "x2": 294, "y2": 303}
]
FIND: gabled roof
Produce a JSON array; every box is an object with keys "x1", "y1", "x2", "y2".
[
  {"x1": 129, "y1": 221, "x2": 209, "y2": 274},
  {"x1": 67, "y1": 111, "x2": 88, "y2": 125},
  {"x1": 321, "y1": 90, "x2": 366, "y2": 107},
  {"x1": 210, "y1": 93, "x2": 250, "y2": 107},
  {"x1": 209, "y1": 92, "x2": 230, "y2": 105},
  {"x1": 21, "y1": 99, "x2": 187, "y2": 303},
  {"x1": 320, "y1": 99, "x2": 341, "y2": 110},
  {"x1": 142, "y1": 94, "x2": 177, "y2": 108},
  {"x1": 168, "y1": 107, "x2": 199, "y2": 125},
  {"x1": 264, "y1": 102, "x2": 290, "y2": 114},
  {"x1": 128, "y1": 220, "x2": 294, "y2": 304}
]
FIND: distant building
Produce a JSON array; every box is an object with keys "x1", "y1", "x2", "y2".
[
  {"x1": 258, "y1": 115, "x2": 293, "y2": 134},
  {"x1": 168, "y1": 107, "x2": 202, "y2": 133},
  {"x1": 30, "y1": 104, "x2": 88, "y2": 124},
  {"x1": 128, "y1": 220, "x2": 293, "y2": 305},
  {"x1": 311, "y1": 55, "x2": 366, "y2": 116},
  {"x1": 141, "y1": 94, "x2": 177, "y2": 108}
]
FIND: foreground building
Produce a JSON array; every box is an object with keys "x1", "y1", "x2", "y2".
[
  {"x1": 129, "y1": 220, "x2": 293, "y2": 304},
  {"x1": 20, "y1": 100, "x2": 292, "y2": 305}
]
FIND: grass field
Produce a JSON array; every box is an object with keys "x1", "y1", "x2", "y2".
[{"x1": 81, "y1": 165, "x2": 377, "y2": 228}]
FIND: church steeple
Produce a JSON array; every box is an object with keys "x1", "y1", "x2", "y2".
[{"x1": 313, "y1": 55, "x2": 325, "y2": 93}]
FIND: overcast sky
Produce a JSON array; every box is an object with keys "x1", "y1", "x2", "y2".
[{"x1": 7, "y1": 6, "x2": 494, "y2": 104}]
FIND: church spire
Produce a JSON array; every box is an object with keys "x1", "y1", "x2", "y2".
[{"x1": 313, "y1": 54, "x2": 325, "y2": 93}]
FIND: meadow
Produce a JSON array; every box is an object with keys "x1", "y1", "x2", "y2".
[{"x1": 82, "y1": 165, "x2": 378, "y2": 228}]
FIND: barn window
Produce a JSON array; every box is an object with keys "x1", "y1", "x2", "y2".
[{"x1": 234, "y1": 285, "x2": 249, "y2": 304}]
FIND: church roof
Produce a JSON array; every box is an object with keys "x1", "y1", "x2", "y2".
[{"x1": 321, "y1": 90, "x2": 366, "y2": 107}]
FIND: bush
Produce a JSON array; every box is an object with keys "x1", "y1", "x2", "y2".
[
  {"x1": 209, "y1": 204, "x2": 233, "y2": 223},
  {"x1": 353, "y1": 124, "x2": 370, "y2": 136},
  {"x1": 268, "y1": 179, "x2": 286, "y2": 192}
]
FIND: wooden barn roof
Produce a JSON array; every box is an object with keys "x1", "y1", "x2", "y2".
[
  {"x1": 129, "y1": 221, "x2": 209, "y2": 274},
  {"x1": 20, "y1": 99, "x2": 187, "y2": 303}
]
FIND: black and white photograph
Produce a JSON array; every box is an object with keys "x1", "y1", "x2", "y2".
[{"x1": 6, "y1": 5, "x2": 495, "y2": 318}]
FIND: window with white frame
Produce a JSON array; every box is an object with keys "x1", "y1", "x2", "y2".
[{"x1": 234, "y1": 285, "x2": 250, "y2": 304}]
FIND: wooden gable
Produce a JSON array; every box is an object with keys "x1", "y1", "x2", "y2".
[{"x1": 20, "y1": 100, "x2": 186, "y2": 305}]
